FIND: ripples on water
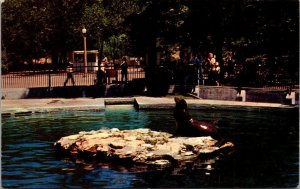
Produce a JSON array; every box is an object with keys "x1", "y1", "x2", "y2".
[{"x1": 2, "y1": 106, "x2": 299, "y2": 188}]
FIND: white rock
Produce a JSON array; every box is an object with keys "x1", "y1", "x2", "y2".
[
  {"x1": 54, "y1": 128, "x2": 234, "y2": 170},
  {"x1": 184, "y1": 151, "x2": 194, "y2": 156},
  {"x1": 111, "y1": 128, "x2": 120, "y2": 133}
]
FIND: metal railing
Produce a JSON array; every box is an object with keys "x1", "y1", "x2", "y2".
[
  {"x1": 1, "y1": 63, "x2": 297, "y2": 90},
  {"x1": 1, "y1": 65, "x2": 145, "y2": 88}
]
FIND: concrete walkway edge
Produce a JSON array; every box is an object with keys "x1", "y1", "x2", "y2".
[{"x1": 1, "y1": 96, "x2": 298, "y2": 117}]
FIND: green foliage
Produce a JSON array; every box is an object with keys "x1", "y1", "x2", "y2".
[
  {"x1": 1, "y1": 0, "x2": 298, "y2": 86},
  {"x1": 1, "y1": 0, "x2": 87, "y2": 66},
  {"x1": 81, "y1": 0, "x2": 140, "y2": 50},
  {"x1": 103, "y1": 34, "x2": 129, "y2": 59}
]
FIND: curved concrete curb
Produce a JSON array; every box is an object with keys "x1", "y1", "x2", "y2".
[{"x1": 2, "y1": 96, "x2": 298, "y2": 117}]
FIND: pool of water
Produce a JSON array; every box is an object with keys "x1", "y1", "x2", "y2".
[{"x1": 2, "y1": 106, "x2": 299, "y2": 188}]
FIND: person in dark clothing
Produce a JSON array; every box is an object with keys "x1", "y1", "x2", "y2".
[
  {"x1": 191, "y1": 54, "x2": 204, "y2": 92},
  {"x1": 173, "y1": 97, "x2": 219, "y2": 138},
  {"x1": 64, "y1": 66, "x2": 75, "y2": 86},
  {"x1": 120, "y1": 57, "x2": 128, "y2": 83},
  {"x1": 96, "y1": 70, "x2": 106, "y2": 85}
]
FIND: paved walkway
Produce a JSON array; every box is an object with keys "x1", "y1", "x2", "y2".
[
  {"x1": 1, "y1": 96, "x2": 297, "y2": 117},
  {"x1": 134, "y1": 97, "x2": 296, "y2": 111},
  {"x1": 1, "y1": 98, "x2": 105, "y2": 116}
]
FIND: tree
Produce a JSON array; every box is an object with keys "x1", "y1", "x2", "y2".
[
  {"x1": 1, "y1": 0, "x2": 88, "y2": 69},
  {"x1": 81, "y1": 0, "x2": 140, "y2": 62},
  {"x1": 2, "y1": 0, "x2": 48, "y2": 67},
  {"x1": 128, "y1": 0, "x2": 189, "y2": 63},
  {"x1": 127, "y1": 0, "x2": 298, "y2": 87},
  {"x1": 42, "y1": 0, "x2": 88, "y2": 67},
  {"x1": 1, "y1": 0, "x2": 298, "y2": 86}
]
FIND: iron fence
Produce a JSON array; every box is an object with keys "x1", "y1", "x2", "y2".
[
  {"x1": 1, "y1": 65, "x2": 145, "y2": 88},
  {"x1": 1, "y1": 63, "x2": 298, "y2": 90}
]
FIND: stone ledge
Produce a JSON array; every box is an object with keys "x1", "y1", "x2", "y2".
[{"x1": 54, "y1": 128, "x2": 234, "y2": 170}]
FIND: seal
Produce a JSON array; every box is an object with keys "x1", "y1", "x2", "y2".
[{"x1": 173, "y1": 97, "x2": 219, "y2": 139}]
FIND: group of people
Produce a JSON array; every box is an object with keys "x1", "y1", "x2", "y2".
[
  {"x1": 173, "y1": 52, "x2": 221, "y2": 94},
  {"x1": 63, "y1": 52, "x2": 224, "y2": 89},
  {"x1": 64, "y1": 56, "x2": 129, "y2": 86},
  {"x1": 96, "y1": 56, "x2": 128, "y2": 85}
]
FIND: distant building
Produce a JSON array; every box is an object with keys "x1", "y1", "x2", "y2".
[{"x1": 68, "y1": 50, "x2": 99, "y2": 72}]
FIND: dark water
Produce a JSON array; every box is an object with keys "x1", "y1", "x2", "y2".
[{"x1": 2, "y1": 105, "x2": 299, "y2": 188}]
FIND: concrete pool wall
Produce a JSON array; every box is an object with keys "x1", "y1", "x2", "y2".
[
  {"x1": 1, "y1": 96, "x2": 298, "y2": 118},
  {"x1": 2, "y1": 85, "x2": 299, "y2": 105}
]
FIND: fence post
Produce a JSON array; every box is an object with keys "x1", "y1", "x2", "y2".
[
  {"x1": 48, "y1": 72, "x2": 51, "y2": 90},
  {"x1": 286, "y1": 91, "x2": 296, "y2": 105},
  {"x1": 236, "y1": 88, "x2": 246, "y2": 102}
]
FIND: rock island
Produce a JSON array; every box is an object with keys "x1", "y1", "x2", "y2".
[{"x1": 54, "y1": 128, "x2": 234, "y2": 169}]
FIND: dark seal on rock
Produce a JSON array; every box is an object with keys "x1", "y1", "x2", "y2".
[{"x1": 173, "y1": 97, "x2": 219, "y2": 139}]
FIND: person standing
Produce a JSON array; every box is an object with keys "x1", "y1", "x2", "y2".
[
  {"x1": 97, "y1": 56, "x2": 108, "y2": 84},
  {"x1": 211, "y1": 54, "x2": 220, "y2": 86},
  {"x1": 120, "y1": 56, "x2": 128, "y2": 83},
  {"x1": 207, "y1": 53, "x2": 220, "y2": 86},
  {"x1": 192, "y1": 53, "x2": 204, "y2": 92},
  {"x1": 64, "y1": 65, "x2": 75, "y2": 86}
]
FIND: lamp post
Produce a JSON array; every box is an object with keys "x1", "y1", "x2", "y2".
[
  {"x1": 98, "y1": 28, "x2": 103, "y2": 72},
  {"x1": 82, "y1": 27, "x2": 87, "y2": 74}
]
